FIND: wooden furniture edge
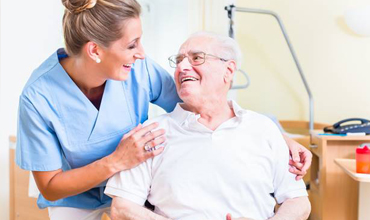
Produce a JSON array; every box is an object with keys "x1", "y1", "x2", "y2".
[{"x1": 335, "y1": 158, "x2": 370, "y2": 183}]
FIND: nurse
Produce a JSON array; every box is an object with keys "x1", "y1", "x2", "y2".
[
  {"x1": 16, "y1": 0, "x2": 310, "y2": 219},
  {"x1": 17, "y1": 0, "x2": 178, "y2": 219}
]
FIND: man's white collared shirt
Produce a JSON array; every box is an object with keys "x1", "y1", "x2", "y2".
[{"x1": 105, "y1": 101, "x2": 308, "y2": 220}]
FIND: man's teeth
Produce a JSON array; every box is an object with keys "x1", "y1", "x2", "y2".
[
  {"x1": 181, "y1": 77, "x2": 198, "y2": 83},
  {"x1": 123, "y1": 64, "x2": 132, "y2": 68}
]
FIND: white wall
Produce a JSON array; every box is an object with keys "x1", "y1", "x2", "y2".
[
  {"x1": 235, "y1": 0, "x2": 370, "y2": 124},
  {"x1": 0, "y1": 1, "x2": 64, "y2": 219}
]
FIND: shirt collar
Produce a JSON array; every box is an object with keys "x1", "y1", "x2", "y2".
[
  {"x1": 229, "y1": 100, "x2": 248, "y2": 118},
  {"x1": 170, "y1": 103, "x2": 198, "y2": 127},
  {"x1": 169, "y1": 100, "x2": 248, "y2": 130}
]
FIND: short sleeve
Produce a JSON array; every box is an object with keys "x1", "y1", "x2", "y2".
[
  {"x1": 267, "y1": 121, "x2": 308, "y2": 204},
  {"x1": 144, "y1": 58, "x2": 181, "y2": 112},
  {"x1": 16, "y1": 95, "x2": 63, "y2": 171},
  {"x1": 104, "y1": 160, "x2": 152, "y2": 205}
]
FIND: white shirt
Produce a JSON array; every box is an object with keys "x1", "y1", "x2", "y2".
[{"x1": 105, "y1": 101, "x2": 308, "y2": 220}]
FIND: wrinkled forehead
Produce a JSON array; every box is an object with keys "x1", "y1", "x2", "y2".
[{"x1": 179, "y1": 36, "x2": 219, "y2": 55}]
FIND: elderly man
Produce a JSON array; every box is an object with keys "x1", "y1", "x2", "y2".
[{"x1": 104, "y1": 32, "x2": 311, "y2": 220}]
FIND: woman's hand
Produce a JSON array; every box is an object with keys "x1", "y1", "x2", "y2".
[
  {"x1": 226, "y1": 213, "x2": 255, "y2": 220},
  {"x1": 107, "y1": 122, "x2": 166, "y2": 173},
  {"x1": 32, "y1": 123, "x2": 165, "y2": 201},
  {"x1": 283, "y1": 135, "x2": 312, "y2": 181}
]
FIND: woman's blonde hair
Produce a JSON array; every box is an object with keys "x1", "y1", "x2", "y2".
[{"x1": 61, "y1": 0, "x2": 141, "y2": 56}]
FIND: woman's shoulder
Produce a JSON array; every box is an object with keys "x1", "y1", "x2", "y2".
[
  {"x1": 23, "y1": 51, "x2": 59, "y2": 93},
  {"x1": 21, "y1": 49, "x2": 64, "y2": 98}
]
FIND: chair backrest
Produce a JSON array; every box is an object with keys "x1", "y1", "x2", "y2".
[{"x1": 279, "y1": 120, "x2": 329, "y2": 135}]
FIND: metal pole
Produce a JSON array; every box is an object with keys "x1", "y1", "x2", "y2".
[{"x1": 226, "y1": 5, "x2": 314, "y2": 131}]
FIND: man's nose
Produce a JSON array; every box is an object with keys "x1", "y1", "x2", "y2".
[{"x1": 177, "y1": 57, "x2": 192, "y2": 71}]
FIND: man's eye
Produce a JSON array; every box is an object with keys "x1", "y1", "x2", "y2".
[
  {"x1": 192, "y1": 55, "x2": 203, "y2": 62},
  {"x1": 175, "y1": 56, "x2": 184, "y2": 64}
]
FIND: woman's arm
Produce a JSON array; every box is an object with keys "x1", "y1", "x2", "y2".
[
  {"x1": 33, "y1": 123, "x2": 165, "y2": 201},
  {"x1": 110, "y1": 197, "x2": 171, "y2": 220},
  {"x1": 283, "y1": 134, "x2": 312, "y2": 180}
]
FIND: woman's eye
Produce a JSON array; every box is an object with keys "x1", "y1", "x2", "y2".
[{"x1": 128, "y1": 44, "x2": 136, "y2": 50}]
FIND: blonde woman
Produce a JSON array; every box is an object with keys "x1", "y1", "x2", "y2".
[
  {"x1": 16, "y1": 0, "x2": 311, "y2": 219},
  {"x1": 16, "y1": 0, "x2": 178, "y2": 219}
]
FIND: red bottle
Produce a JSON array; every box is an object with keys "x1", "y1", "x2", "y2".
[{"x1": 356, "y1": 144, "x2": 370, "y2": 174}]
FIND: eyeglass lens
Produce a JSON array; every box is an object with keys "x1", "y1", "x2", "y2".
[{"x1": 174, "y1": 52, "x2": 205, "y2": 66}]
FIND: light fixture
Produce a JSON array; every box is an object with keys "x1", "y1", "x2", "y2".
[{"x1": 344, "y1": 5, "x2": 370, "y2": 37}]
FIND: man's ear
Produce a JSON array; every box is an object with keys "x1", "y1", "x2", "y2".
[
  {"x1": 224, "y1": 60, "x2": 237, "y2": 84},
  {"x1": 84, "y1": 41, "x2": 102, "y2": 63}
]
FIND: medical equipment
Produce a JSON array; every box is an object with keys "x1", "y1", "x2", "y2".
[{"x1": 225, "y1": 4, "x2": 314, "y2": 131}]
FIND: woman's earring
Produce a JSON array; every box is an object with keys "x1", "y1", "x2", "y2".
[{"x1": 95, "y1": 57, "x2": 101, "y2": 64}]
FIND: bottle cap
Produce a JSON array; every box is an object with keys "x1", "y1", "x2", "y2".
[{"x1": 357, "y1": 145, "x2": 370, "y2": 154}]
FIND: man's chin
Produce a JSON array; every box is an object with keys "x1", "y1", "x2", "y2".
[{"x1": 179, "y1": 90, "x2": 196, "y2": 101}]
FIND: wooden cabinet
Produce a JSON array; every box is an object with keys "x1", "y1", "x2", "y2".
[
  {"x1": 309, "y1": 131, "x2": 370, "y2": 220},
  {"x1": 9, "y1": 136, "x2": 49, "y2": 220},
  {"x1": 279, "y1": 120, "x2": 330, "y2": 185}
]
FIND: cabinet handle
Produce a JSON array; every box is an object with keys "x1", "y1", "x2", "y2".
[{"x1": 310, "y1": 144, "x2": 318, "y2": 148}]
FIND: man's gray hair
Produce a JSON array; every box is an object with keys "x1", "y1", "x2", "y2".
[{"x1": 189, "y1": 31, "x2": 243, "y2": 69}]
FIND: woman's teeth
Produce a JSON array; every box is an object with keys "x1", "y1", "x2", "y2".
[{"x1": 123, "y1": 64, "x2": 132, "y2": 68}]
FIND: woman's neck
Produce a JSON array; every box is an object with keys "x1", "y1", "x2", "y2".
[
  {"x1": 60, "y1": 56, "x2": 106, "y2": 94},
  {"x1": 60, "y1": 56, "x2": 106, "y2": 109}
]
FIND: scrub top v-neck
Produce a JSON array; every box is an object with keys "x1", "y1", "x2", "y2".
[{"x1": 16, "y1": 48, "x2": 180, "y2": 209}]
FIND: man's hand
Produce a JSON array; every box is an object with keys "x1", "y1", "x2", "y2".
[
  {"x1": 283, "y1": 135, "x2": 312, "y2": 181},
  {"x1": 226, "y1": 213, "x2": 254, "y2": 220}
]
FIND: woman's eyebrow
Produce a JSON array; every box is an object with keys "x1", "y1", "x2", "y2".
[{"x1": 125, "y1": 37, "x2": 140, "y2": 46}]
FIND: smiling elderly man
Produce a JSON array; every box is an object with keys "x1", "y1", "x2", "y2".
[{"x1": 104, "y1": 32, "x2": 311, "y2": 220}]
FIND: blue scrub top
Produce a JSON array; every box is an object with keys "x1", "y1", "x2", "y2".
[{"x1": 16, "y1": 48, "x2": 180, "y2": 209}]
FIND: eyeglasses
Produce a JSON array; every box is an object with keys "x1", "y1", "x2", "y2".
[{"x1": 168, "y1": 51, "x2": 228, "y2": 68}]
